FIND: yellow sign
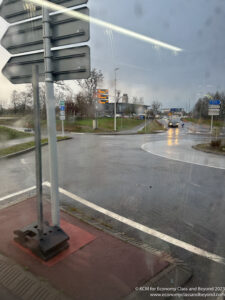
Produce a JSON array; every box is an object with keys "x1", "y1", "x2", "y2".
[{"x1": 97, "y1": 89, "x2": 108, "y2": 94}]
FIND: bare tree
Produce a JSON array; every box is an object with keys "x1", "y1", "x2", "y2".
[
  {"x1": 11, "y1": 91, "x2": 20, "y2": 114},
  {"x1": 132, "y1": 96, "x2": 138, "y2": 104},
  {"x1": 193, "y1": 92, "x2": 225, "y2": 119},
  {"x1": 76, "y1": 68, "x2": 104, "y2": 105},
  {"x1": 151, "y1": 101, "x2": 161, "y2": 116},
  {"x1": 132, "y1": 96, "x2": 144, "y2": 104}
]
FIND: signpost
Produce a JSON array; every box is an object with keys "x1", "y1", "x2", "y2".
[
  {"x1": 0, "y1": 0, "x2": 90, "y2": 260},
  {"x1": 0, "y1": 0, "x2": 88, "y2": 23},
  {"x1": 1, "y1": 7, "x2": 90, "y2": 54},
  {"x1": 60, "y1": 100, "x2": 65, "y2": 136},
  {"x1": 208, "y1": 100, "x2": 221, "y2": 133},
  {"x1": 2, "y1": 45, "x2": 90, "y2": 84}
]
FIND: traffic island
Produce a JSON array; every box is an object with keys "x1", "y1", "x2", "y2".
[
  {"x1": 193, "y1": 142, "x2": 225, "y2": 156},
  {"x1": 0, "y1": 196, "x2": 192, "y2": 300}
]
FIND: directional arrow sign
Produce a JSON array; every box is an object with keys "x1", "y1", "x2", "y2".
[
  {"x1": 1, "y1": 7, "x2": 89, "y2": 54},
  {"x1": 2, "y1": 45, "x2": 90, "y2": 84},
  {"x1": 0, "y1": 0, "x2": 88, "y2": 23},
  {"x1": 209, "y1": 99, "x2": 221, "y2": 105}
]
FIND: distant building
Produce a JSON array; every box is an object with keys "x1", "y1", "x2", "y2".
[
  {"x1": 98, "y1": 103, "x2": 148, "y2": 116},
  {"x1": 122, "y1": 94, "x2": 129, "y2": 103}
]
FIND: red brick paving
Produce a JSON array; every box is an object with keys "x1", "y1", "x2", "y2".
[{"x1": 0, "y1": 197, "x2": 169, "y2": 300}]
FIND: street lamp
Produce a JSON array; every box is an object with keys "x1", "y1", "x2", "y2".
[{"x1": 114, "y1": 67, "x2": 119, "y2": 131}]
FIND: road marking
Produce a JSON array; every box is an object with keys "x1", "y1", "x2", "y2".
[
  {"x1": 71, "y1": 132, "x2": 84, "y2": 135},
  {"x1": 0, "y1": 186, "x2": 36, "y2": 202},
  {"x1": 141, "y1": 143, "x2": 225, "y2": 170},
  {"x1": 43, "y1": 181, "x2": 225, "y2": 265},
  {"x1": 0, "y1": 181, "x2": 49, "y2": 202}
]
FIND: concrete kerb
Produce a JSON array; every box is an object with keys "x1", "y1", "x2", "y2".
[
  {"x1": 93, "y1": 130, "x2": 166, "y2": 136},
  {"x1": 0, "y1": 137, "x2": 72, "y2": 160}
]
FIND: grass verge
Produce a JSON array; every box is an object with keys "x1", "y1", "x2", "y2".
[
  {"x1": 183, "y1": 117, "x2": 224, "y2": 127},
  {"x1": 0, "y1": 136, "x2": 70, "y2": 158},
  {"x1": 0, "y1": 126, "x2": 33, "y2": 140},
  {"x1": 56, "y1": 118, "x2": 144, "y2": 132},
  {"x1": 138, "y1": 120, "x2": 166, "y2": 134}
]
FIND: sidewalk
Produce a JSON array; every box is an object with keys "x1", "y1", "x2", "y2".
[{"x1": 0, "y1": 196, "x2": 191, "y2": 299}]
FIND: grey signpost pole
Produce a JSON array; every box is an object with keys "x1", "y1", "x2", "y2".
[
  {"x1": 114, "y1": 68, "x2": 119, "y2": 131},
  {"x1": 210, "y1": 115, "x2": 213, "y2": 134},
  {"x1": 145, "y1": 110, "x2": 147, "y2": 133},
  {"x1": 32, "y1": 65, "x2": 44, "y2": 234},
  {"x1": 43, "y1": 7, "x2": 60, "y2": 226}
]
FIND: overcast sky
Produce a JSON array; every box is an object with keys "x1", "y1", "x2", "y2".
[{"x1": 0, "y1": 0, "x2": 225, "y2": 109}]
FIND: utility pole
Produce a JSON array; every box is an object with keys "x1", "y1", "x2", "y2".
[
  {"x1": 43, "y1": 7, "x2": 60, "y2": 226},
  {"x1": 114, "y1": 67, "x2": 119, "y2": 131}
]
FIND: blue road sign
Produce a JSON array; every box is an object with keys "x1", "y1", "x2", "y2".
[
  {"x1": 170, "y1": 108, "x2": 182, "y2": 112},
  {"x1": 209, "y1": 100, "x2": 221, "y2": 105},
  {"x1": 60, "y1": 106, "x2": 65, "y2": 111}
]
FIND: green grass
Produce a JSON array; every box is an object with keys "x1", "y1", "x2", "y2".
[
  {"x1": 0, "y1": 126, "x2": 33, "y2": 140},
  {"x1": 183, "y1": 118, "x2": 224, "y2": 127},
  {"x1": 0, "y1": 116, "x2": 144, "y2": 133},
  {"x1": 0, "y1": 136, "x2": 69, "y2": 158},
  {"x1": 138, "y1": 120, "x2": 166, "y2": 134},
  {"x1": 56, "y1": 118, "x2": 144, "y2": 132}
]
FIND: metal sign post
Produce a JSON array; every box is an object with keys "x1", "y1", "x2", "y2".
[
  {"x1": 145, "y1": 110, "x2": 147, "y2": 133},
  {"x1": 114, "y1": 68, "x2": 119, "y2": 131},
  {"x1": 208, "y1": 100, "x2": 221, "y2": 134},
  {"x1": 60, "y1": 100, "x2": 65, "y2": 136},
  {"x1": 62, "y1": 119, "x2": 64, "y2": 136},
  {"x1": 43, "y1": 6, "x2": 60, "y2": 226},
  {"x1": 1, "y1": 0, "x2": 90, "y2": 261},
  {"x1": 32, "y1": 65, "x2": 44, "y2": 234}
]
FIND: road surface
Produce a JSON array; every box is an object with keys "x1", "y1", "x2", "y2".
[{"x1": 1, "y1": 125, "x2": 225, "y2": 288}]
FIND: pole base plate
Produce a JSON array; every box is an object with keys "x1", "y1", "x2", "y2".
[{"x1": 14, "y1": 222, "x2": 69, "y2": 261}]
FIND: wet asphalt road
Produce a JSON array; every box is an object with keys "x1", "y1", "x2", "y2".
[{"x1": 1, "y1": 126, "x2": 225, "y2": 288}]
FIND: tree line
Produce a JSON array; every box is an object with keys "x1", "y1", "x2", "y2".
[{"x1": 1, "y1": 67, "x2": 154, "y2": 118}]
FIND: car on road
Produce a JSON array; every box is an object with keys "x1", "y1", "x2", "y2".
[{"x1": 168, "y1": 119, "x2": 179, "y2": 128}]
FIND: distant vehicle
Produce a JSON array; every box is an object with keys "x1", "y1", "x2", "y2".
[{"x1": 168, "y1": 119, "x2": 179, "y2": 128}]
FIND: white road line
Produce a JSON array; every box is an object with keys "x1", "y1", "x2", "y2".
[
  {"x1": 0, "y1": 186, "x2": 36, "y2": 202},
  {"x1": 0, "y1": 181, "x2": 49, "y2": 202},
  {"x1": 43, "y1": 181, "x2": 225, "y2": 265},
  {"x1": 71, "y1": 132, "x2": 84, "y2": 135},
  {"x1": 141, "y1": 143, "x2": 225, "y2": 170}
]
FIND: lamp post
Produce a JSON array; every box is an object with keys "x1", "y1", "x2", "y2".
[{"x1": 114, "y1": 67, "x2": 119, "y2": 131}]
